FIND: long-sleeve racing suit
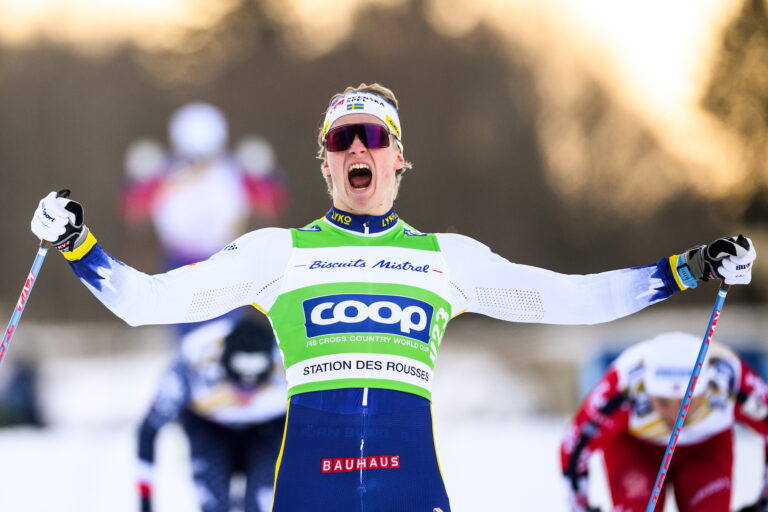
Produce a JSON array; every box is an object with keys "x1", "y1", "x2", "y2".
[{"x1": 62, "y1": 205, "x2": 685, "y2": 512}]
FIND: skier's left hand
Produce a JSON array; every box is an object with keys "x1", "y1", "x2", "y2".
[{"x1": 679, "y1": 235, "x2": 756, "y2": 286}]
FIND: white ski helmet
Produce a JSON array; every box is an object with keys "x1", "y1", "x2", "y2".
[
  {"x1": 124, "y1": 138, "x2": 166, "y2": 181},
  {"x1": 236, "y1": 135, "x2": 276, "y2": 177},
  {"x1": 641, "y1": 332, "x2": 711, "y2": 398},
  {"x1": 169, "y1": 102, "x2": 228, "y2": 160}
]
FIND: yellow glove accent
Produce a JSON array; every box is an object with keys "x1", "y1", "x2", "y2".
[{"x1": 62, "y1": 231, "x2": 97, "y2": 261}]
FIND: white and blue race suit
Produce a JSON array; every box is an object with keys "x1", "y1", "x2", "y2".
[{"x1": 63, "y1": 205, "x2": 685, "y2": 512}]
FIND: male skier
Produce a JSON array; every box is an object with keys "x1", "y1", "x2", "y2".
[{"x1": 31, "y1": 83, "x2": 756, "y2": 511}]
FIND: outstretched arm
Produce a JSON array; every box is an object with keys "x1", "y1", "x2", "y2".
[
  {"x1": 31, "y1": 191, "x2": 292, "y2": 326},
  {"x1": 437, "y1": 233, "x2": 754, "y2": 325}
]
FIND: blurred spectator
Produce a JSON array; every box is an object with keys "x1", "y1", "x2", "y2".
[
  {"x1": 0, "y1": 359, "x2": 43, "y2": 428},
  {"x1": 137, "y1": 316, "x2": 287, "y2": 512},
  {"x1": 121, "y1": 102, "x2": 287, "y2": 271},
  {"x1": 560, "y1": 332, "x2": 768, "y2": 512}
]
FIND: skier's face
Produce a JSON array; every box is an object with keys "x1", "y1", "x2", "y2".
[
  {"x1": 649, "y1": 395, "x2": 706, "y2": 430},
  {"x1": 322, "y1": 113, "x2": 404, "y2": 216}
]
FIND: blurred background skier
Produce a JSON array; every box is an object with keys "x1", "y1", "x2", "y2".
[
  {"x1": 121, "y1": 102, "x2": 287, "y2": 273},
  {"x1": 137, "y1": 316, "x2": 287, "y2": 512},
  {"x1": 560, "y1": 332, "x2": 768, "y2": 512},
  {"x1": 126, "y1": 104, "x2": 289, "y2": 511},
  {"x1": 120, "y1": 102, "x2": 287, "y2": 336}
]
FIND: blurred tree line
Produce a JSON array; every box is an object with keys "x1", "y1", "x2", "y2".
[
  {"x1": 0, "y1": 0, "x2": 763, "y2": 321},
  {"x1": 704, "y1": 0, "x2": 768, "y2": 225}
]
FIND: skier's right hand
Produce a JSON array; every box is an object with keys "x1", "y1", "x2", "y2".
[{"x1": 30, "y1": 190, "x2": 90, "y2": 254}]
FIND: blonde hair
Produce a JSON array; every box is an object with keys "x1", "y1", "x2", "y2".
[{"x1": 317, "y1": 83, "x2": 413, "y2": 197}]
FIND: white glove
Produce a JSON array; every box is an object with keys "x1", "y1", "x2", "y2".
[
  {"x1": 30, "y1": 190, "x2": 88, "y2": 251},
  {"x1": 682, "y1": 235, "x2": 756, "y2": 286},
  {"x1": 718, "y1": 236, "x2": 756, "y2": 285}
]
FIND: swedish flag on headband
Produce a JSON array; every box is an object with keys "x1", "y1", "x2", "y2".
[{"x1": 346, "y1": 103, "x2": 364, "y2": 111}]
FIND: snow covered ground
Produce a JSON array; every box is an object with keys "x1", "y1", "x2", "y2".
[
  {"x1": 0, "y1": 413, "x2": 761, "y2": 511},
  {"x1": 0, "y1": 326, "x2": 763, "y2": 511}
]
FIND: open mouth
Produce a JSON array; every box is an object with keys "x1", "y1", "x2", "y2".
[{"x1": 348, "y1": 163, "x2": 373, "y2": 190}]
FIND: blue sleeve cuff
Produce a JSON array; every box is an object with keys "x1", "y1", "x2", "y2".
[
  {"x1": 66, "y1": 243, "x2": 127, "y2": 292},
  {"x1": 655, "y1": 256, "x2": 685, "y2": 297}
]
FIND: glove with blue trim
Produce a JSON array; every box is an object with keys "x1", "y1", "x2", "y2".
[{"x1": 673, "y1": 235, "x2": 755, "y2": 288}]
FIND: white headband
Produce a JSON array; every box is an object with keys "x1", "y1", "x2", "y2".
[{"x1": 322, "y1": 92, "x2": 403, "y2": 149}]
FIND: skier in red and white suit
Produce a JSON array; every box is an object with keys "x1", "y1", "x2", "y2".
[{"x1": 561, "y1": 332, "x2": 768, "y2": 512}]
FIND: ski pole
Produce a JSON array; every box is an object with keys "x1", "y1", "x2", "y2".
[
  {"x1": 0, "y1": 189, "x2": 69, "y2": 367},
  {"x1": 0, "y1": 242, "x2": 51, "y2": 366},
  {"x1": 645, "y1": 284, "x2": 730, "y2": 512}
]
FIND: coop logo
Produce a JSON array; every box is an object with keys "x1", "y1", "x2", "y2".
[{"x1": 303, "y1": 294, "x2": 433, "y2": 343}]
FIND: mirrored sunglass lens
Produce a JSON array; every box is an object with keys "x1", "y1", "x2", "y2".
[
  {"x1": 326, "y1": 124, "x2": 391, "y2": 152},
  {"x1": 326, "y1": 125, "x2": 356, "y2": 152},
  {"x1": 362, "y1": 124, "x2": 390, "y2": 149}
]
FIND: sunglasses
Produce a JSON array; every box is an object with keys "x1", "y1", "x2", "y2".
[{"x1": 324, "y1": 123, "x2": 392, "y2": 152}]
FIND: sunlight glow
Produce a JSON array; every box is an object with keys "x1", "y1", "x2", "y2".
[
  {"x1": 263, "y1": 0, "x2": 407, "y2": 57},
  {"x1": 0, "y1": 0, "x2": 236, "y2": 50},
  {"x1": 539, "y1": 0, "x2": 745, "y2": 188},
  {"x1": 423, "y1": 0, "x2": 746, "y2": 206}
]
